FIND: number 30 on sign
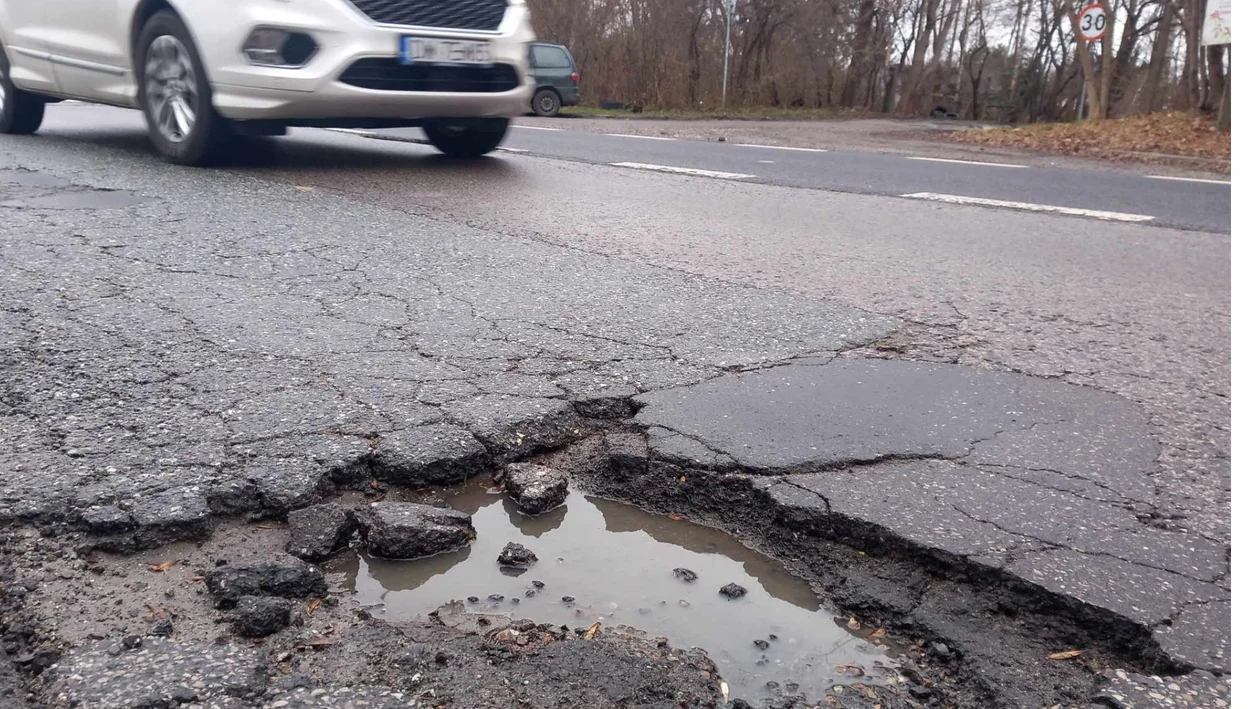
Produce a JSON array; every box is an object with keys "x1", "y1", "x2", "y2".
[{"x1": 1078, "y1": 3, "x2": 1107, "y2": 41}]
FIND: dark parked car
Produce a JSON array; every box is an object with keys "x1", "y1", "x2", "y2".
[{"x1": 529, "y1": 42, "x2": 580, "y2": 117}]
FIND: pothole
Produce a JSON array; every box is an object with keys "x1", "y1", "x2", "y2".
[{"x1": 331, "y1": 476, "x2": 903, "y2": 702}]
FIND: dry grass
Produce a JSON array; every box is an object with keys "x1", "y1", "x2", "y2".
[{"x1": 950, "y1": 113, "x2": 1230, "y2": 169}]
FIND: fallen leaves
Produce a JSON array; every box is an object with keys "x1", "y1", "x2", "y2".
[
  {"x1": 1047, "y1": 649, "x2": 1084, "y2": 661},
  {"x1": 668, "y1": 514, "x2": 683, "y2": 521},
  {"x1": 147, "y1": 561, "x2": 175, "y2": 572},
  {"x1": 868, "y1": 627, "x2": 887, "y2": 639},
  {"x1": 950, "y1": 112, "x2": 1230, "y2": 171},
  {"x1": 306, "y1": 599, "x2": 323, "y2": 615},
  {"x1": 582, "y1": 622, "x2": 601, "y2": 639}
]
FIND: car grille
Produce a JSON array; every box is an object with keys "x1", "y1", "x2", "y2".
[
  {"x1": 339, "y1": 60, "x2": 520, "y2": 92},
  {"x1": 346, "y1": 0, "x2": 508, "y2": 31}
]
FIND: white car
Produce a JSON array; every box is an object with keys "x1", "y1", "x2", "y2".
[{"x1": 0, "y1": 0, "x2": 536, "y2": 164}]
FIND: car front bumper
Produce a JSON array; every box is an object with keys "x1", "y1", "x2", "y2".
[{"x1": 175, "y1": 0, "x2": 536, "y2": 122}]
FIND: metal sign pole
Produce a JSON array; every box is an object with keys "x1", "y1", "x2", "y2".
[
  {"x1": 1077, "y1": 42, "x2": 1090, "y2": 120},
  {"x1": 722, "y1": 0, "x2": 734, "y2": 108}
]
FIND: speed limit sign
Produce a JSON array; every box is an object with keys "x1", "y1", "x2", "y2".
[{"x1": 1078, "y1": 3, "x2": 1107, "y2": 41}]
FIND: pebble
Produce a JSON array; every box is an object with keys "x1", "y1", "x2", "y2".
[
  {"x1": 719, "y1": 583, "x2": 747, "y2": 599},
  {"x1": 672, "y1": 568, "x2": 698, "y2": 582}
]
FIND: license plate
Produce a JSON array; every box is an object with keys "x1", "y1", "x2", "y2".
[{"x1": 399, "y1": 36, "x2": 491, "y2": 65}]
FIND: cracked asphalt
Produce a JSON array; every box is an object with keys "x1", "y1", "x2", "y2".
[{"x1": 0, "y1": 105, "x2": 1230, "y2": 707}]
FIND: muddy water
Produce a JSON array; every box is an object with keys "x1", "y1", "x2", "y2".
[{"x1": 331, "y1": 481, "x2": 898, "y2": 701}]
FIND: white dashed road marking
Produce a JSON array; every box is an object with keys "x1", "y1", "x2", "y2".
[
  {"x1": 907, "y1": 156, "x2": 1028, "y2": 169},
  {"x1": 516, "y1": 125, "x2": 562, "y2": 131},
  {"x1": 734, "y1": 143, "x2": 826, "y2": 153},
  {"x1": 611, "y1": 162, "x2": 753, "y2": 180},
  {"x1": 1146, "y1": 175, "x2": 1231, "y2": 185},
  {"x1": 498, "y1": 147, "x2": 529, "y2": 153},
  {"x1": 327, "y1": 128, "x2": 376, "y2": 136},
  {"x1": 901, "y1": 192, "x2": 1155, "y2": 222},
  {"x1": 607, "y1": 133, "x2": 675, "y2": 141}
]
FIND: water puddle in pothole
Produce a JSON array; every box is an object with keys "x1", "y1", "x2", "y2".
[{"x1": 331, "y1": 479, "x2": 900, "y2": 701}]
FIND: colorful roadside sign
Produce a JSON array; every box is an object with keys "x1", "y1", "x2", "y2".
[
  {"x1": 1077, "y1": 3, "x2": 1107, "y2": 42},
  {"x1": 1203, "y1": 0, "x2": 1231, "y2": 45}
]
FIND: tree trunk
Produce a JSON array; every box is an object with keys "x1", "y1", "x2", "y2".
[
  {"x1": 1007, "y1": 0, "x2": 1028, "y2": 93},
  {"x1": 840, "y1": 0, "x2": 876, "y2": 107},
  {"x1": 1143, "y1": 4, "x2": 1174, "y2": 112},
  {"x1": 898, "y1": 0, "x2": 941, "y2": 113},
  {"x1": 1178, "y1": 0, "x2": 1203, "y2": 111},
  {"x1": 1202, "y1": 43, "x2": 1226, "y2": 112}
]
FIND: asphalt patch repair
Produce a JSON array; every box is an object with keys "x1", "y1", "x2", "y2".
[{"x1": 1, "y1": 360, "x2": 1229, "y2": 708}]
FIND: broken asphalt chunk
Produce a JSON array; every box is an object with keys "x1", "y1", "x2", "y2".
[
  {"x1": 358, "y1": 501, "x2": 475, "y2": 559},
  {"x1": 500, "y1": 462, "x2": 568, "y2": 515},
  {"x1": 233, "y1": 596, "x2": 292, "y2": 637},
  {"x1": 497, "y1": 542, "x2": 538, "y2": 567},
  {"x1": 286, "y1": 503, "x2": 357, "y2": 562},
  {"x1": 374, "y1": 423, "x2": 490, "y2": 486},
  {"x1": 131, "y1": 487, "x2": 212, "y2": 549},
  {"x1": 204, "y1": 560, "x2": 327, "y2": 609},
  {"x1": 719, "y1": 583, "x2": 747, "y2": 599}
]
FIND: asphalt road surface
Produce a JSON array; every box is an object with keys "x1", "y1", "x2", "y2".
[
  {"x1": 367, "y1": 122, "x2": 1231, "y2": 233},
  {"x1": 0, "y1": 103, "x2": 1231, "y2": 709}
]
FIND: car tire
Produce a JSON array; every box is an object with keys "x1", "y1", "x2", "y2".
[
  {"x1": 532, "y1": 89, "x2": 561, "y2": 118},
  {"x1": 135, "y1": 10, "x2": 232, "y2": 165},
  {"x1": 0, "y1": 50, "x2": 46, "y2": 135},
  {"x1": 422, "y1": 118, "x2": 509, "y2": 158}
]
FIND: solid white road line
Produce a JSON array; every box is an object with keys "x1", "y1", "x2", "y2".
[
  {"x1": 327, "y1": 128, "x2": 376, "y2": 136},
  {"x1": 734, "y1": 143, "x2": 826, "y2": 153},
  {"x1": 516, "y1": 125, "x2": 562, "y2": 131},
  {"x1": 901, "y1": 192, "x2": 1155, "y2": 222},
  {"x1": 907, "y1": 156, "x2": 1028, "y2": 169},
  {"x1": 611, "y1": 162, "x2": 753, "y2": 180},
  {"x1": 607, "y1": 133, "x2": 675, "y2": 141},
  {"x1": 1147, "y1": 175, "x2": 1231, "y2": 185}
]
